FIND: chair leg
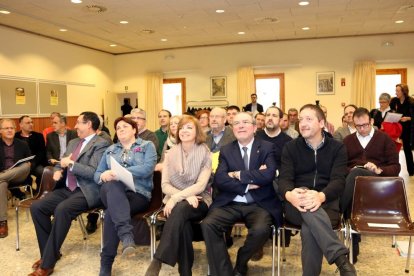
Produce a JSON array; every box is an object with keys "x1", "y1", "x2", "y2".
[
  {"x1": 349, "y1": 232, "x2": 354, "y2": 264},
  {"x1": 392, "y1": 235, "x2": 396, "y2": 248},
  {"x1": 100, "y1": 210, "x2": 104, "y2": 253},
  {"x1": 78, "y1": 215, "x2": 88, "y2": 240},
  {"x1": 15, "y1": 206, "x2": 20, "y2": 251},
  {"x1": 277, "y1": 227, "x2": 281, "y2": 276},
  {"x1": 405, "y1": 236, "x2": 412, "y2": 273},
  {"x1": 282, "y1": 228, "x2": 286, "y2": 262},
  {"x1": 150, "y1": 223, "x2": 155, "y2": 260},
  {"x1": 271, "y1": 225, "x2": 275, "y2": 276}
]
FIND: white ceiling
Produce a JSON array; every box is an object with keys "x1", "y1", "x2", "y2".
[{"x1": 0, "y1": 0, "x2": 413, "y2": 55}]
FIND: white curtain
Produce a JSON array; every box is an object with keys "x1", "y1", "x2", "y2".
[
  {"x1": 237, "y1": 67, "x2": 255, "y2": 109},
  {"x1": 351, "y1": 61, "x2": 376, "y2": 109},
  {"x1": 145, "y1": 72, "x2": 163, "y2": 131}
]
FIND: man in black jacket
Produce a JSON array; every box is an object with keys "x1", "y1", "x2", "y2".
[
  {"x1": 0, "y1": 119, "x2": 31, "y2": 238},
  {"x1": 15, "y1": 115, "x2": 47, "y2": 194},
  {"x1": 244, "y1": 93, "x2": 263, "y2": 114},
  {"x1": 279, "y1": 104, "x2": 355, "y2": 276}
]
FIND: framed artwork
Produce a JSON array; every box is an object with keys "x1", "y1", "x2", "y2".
[
  {"x1": 316, "y1": 71, "x2": 335, "y2": 95},
  {"x1": 211, "y1": 76, "x2": 227, "y2": 98}
]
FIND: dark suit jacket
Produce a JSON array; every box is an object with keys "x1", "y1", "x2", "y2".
[
  {"x1": 244, "y1": 103, "x2": 264, "y2": 113},
  {"x1": 55, "y1": 135, "x2": 110, "y2": 208},
  {"x1": 212, "y1": 138, "x2": 282, "y2": 225},
  {"x1": 206, "y1": 126, "x2": 236, "y2": 153},
  {"x1": 46, "y1": 130, "x2": 78, "y2": 161},
  {"x1": 15, "y1": 131, "x2": 47, "y2": 169},
  {"x1": 0, "y1": 138, "x2": 31, "y2": 171}
]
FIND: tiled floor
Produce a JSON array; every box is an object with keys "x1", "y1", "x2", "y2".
[{"x1": 1, "y1": 151, "x2": 414, "y2": 276}]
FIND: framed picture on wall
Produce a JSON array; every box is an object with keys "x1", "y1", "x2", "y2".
[
  {"x1": 316, "y1": 71, "x2": 335, "y2": 95},
  {"x1": 211, "y1": 76, "x2": 227, "y2": 98}
]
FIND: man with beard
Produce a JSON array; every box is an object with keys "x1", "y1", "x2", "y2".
[{"x1": 256, "y1": 106, "x2": 292, "y2": 168}]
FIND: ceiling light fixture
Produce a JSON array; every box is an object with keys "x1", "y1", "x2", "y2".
[
  {"x1": 109, "y1": 44, "x2": 117, "y2": 47},
  {"x1": 395, "y1": 20, "x2": 404, "y2": 24},
  {"x1": 216, "y1": 9, "x2": 225, "y2": 13},
  {"x1": 238, "y1": 31, "x2": 245, "y2": 35},
  {"x1": 0, "y1": 10, "x2": 11, "y2": 14},
  {"x1": 120, "y1": 20, "x2": 128, "y2": 24},
  {"x1": 299, "y1": 1, "x2": 310, "y2": 6},
  {"x1": 71, "y1": 0, "x2": 83, "y2": 3},
  {"x1": 59, "y1": 28, "x2": 68, "y2": 32},
  {"x1": 302, "y1": 27, "x2": 310, "y2": 30},
  {"x1": 382, "y1": 41, "x2": 394, "y2": 47},
  {"x1": 161, "y1": 38, "x2": 168, "y2": 42},
  {"x1": 141, "y1": 29, "x2": 155, "y2": 34}
]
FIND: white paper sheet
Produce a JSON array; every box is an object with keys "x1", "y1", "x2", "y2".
[
  {"x1": 109, "y1": 156, "x2": 135, "y2": 192},
  {"x1": 8, "y1": 155, "x2": 35, "y2": 170},
  {"x1": 383, "y1": 112, "x2": 402, "y2": 123}
]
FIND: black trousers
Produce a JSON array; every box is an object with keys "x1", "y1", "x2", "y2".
[
  {"x1": 201, "y1": 203, "x2": 273, "y2": 276},
  {"x1": 402, "y1": 129, "x2": 414, "y2": 175},
  {"x1": 30, "y1": 187, "x2": 89, "y2": 269},
  {"x1": 154, "y1": 200, "x2": 208, "y2": 276},
  {"x1": 341, "y1": 168, "x2": 377, "y2": 218},
  {"x1": 100, "y1": 181, "x2": 149, "y2": 268}
]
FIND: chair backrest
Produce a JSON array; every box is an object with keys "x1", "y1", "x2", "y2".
[
  {"x1": 351, "y1": 176, "x2": 411, "y2": 223},
  {"x1": 36, "y1": 166, "x2": 57, "y2": 199}
]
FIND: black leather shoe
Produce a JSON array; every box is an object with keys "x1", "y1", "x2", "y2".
[
  {"x1": 250, "y1": 246, "x2": 264, "y2": 261},
  {"x1": 233, "y1": 268, "x2": 246, "y2": 276},
  {"x1": 85, "y1": 221, "x2": 97, "y2": 234},
  {"x1": 335, "y1": 255, "x2": 357, "y2": 276}
]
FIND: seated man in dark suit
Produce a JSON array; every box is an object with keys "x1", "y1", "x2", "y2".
[
  {"x1": 29, "y1": 112, "x2": 110, "y2": 276},
  {"x1": 46, "y1": 114, "x2": 77, "y2": 165},
  {"x1": 342, "y1": 107, "x2": 400, "y2": 263},
  {"x1": 279, "y1": 104, "x2": 355, "y2": 276},
  {"x1": 201, "y1": 112, "x2": 282, "y2": 276},
  {"x1": 15, "y1": 115, "x2": 47, "y2": 194},
  {"x1": 0, "y1": 119, "x2": 31, "y2": 238},
  {"x1": 244, "y1": 93, "x2": 264, "y2": 114}
]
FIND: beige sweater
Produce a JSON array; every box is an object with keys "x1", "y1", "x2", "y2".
[{"x1": 162, "y1": 143, "x2": 212, "y2": 206}]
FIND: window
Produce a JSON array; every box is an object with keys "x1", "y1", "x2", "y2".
[
  {"x1": 375, "y1": 68, "x2": 407, "y2": 107},
  {"x1": 163, "y1": 78, "x2": 186, "y2": 115},
  {"x1": 254, "y1": 73, "x2": 285, "y2": 111}
]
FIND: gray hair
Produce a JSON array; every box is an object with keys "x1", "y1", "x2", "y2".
[
  {"x1": 379, "y1": 93, "x2": 391, "y2": 102},
  {"x1": 131, "y1": 108, "x2": 146, "y2": 119}
]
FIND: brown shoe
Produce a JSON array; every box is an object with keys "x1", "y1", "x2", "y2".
[
  {"x1": 32, "y1": 260, "x2": 42, "y2": 270},
  {"x1": 0, "y1": 220, "x2": 8, "y2": 238},
  {"x1": 28, "y1": 267, "x2": 54, "y2": 276}
]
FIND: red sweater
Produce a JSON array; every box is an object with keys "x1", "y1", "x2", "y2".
[{"x1": 343, "y1": 130, "x2": 400, "y2": 176}]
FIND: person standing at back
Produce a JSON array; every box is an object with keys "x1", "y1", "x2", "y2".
[{"x1": 390, "y1": 83, "x2": 414, "y2": 175}]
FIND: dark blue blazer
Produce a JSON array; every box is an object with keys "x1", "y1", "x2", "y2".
[{"x1": 212, "y1": 138, "x2": 282, "y2": 226}]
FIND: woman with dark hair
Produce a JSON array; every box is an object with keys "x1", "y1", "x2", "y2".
[
  {"x1": 145, "y1": 115, "x2": 212, "y2": 276},
  {"x1": 95, "y1": 117, "x2": 157, "y2": 276},
  {"x1": 196, "y1": 109, "x2": 210, "y2": 133},
  {"x1": 390, "y1": 83, "x2": 414, "y2": 175}
]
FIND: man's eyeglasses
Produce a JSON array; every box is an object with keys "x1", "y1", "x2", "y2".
[
  {"x1": 1, "y1": 127, "x2": 15, "y2": 130},
  {"x1": 355, "y1": 123, "x2": 370, "y2": 129}
]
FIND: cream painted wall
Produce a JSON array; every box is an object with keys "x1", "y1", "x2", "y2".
[
  {"x1": 0, "y1": 26, "x2": 114, "y2": 122},
  {"x1": 1, "y1": 24, "x2": 413, "y2": 131},
  {"x1": 114, "y1": 33, "x2": 414, "y2": 130}
]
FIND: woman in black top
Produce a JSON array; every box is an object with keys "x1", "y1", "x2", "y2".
[{"x1": 390, "y1": 83, "x2": 414, "y2": 175}]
